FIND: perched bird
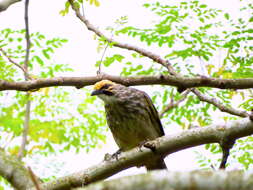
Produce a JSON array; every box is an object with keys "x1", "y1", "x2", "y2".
[{"x1": 91, "y1": 80, "x2": 167, "y2": 170}]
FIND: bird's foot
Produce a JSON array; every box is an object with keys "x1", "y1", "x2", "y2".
[
  {"x1": 111, "y1": 149, "x2": 122, "y2": 161},
  {"x1": 138, "y1": 140, "x2": 156, "y2": 152},
  {"x1": 104, "y1": 149, "x2": 122, "y2": 161},
  {"x1": 143, "y1": 141, "x2": 157, "y2": 152},
  {"x1": 138, "y1": 140, "x2": 148, "y2": 152}
]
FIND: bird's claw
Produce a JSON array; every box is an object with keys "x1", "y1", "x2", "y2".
[
  {"x1": 111, "y1": 149, "x2": 122, "y2": 161},
  {"x1": 143, "y1": 141, "x2": 157, "y2": 152},
  {"x1": 104, "y1": 149, "x2": 122, "y2": 161},
  {"x1": 138, "y1": 140, "x2": 148, "y2": 152}
]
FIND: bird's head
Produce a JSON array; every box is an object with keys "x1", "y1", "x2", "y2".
[{"x1": 91, "y1": 80, "x2": 117, "y2": 103}]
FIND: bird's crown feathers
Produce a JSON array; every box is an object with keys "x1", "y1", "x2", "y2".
[{"x1": 94, "y1": 80, "x2": 116, "y2": 90}]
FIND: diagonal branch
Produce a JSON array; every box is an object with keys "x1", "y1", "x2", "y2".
[
  {"x1": 0, "y1": 149, "x2": 33, "y2": 190},
  {"x1": 159, "y1": 89, "x2": 190, "y2": 118},
  {"x1": 35, "y1": 118, "x2": 253, "y2": 190},
  {"x1": 68, "y1": 0, "x2": 177, "y2": 75},
  {"x1": 28, "y1": 166, "x2": 41, "y2": 190},
  {"x1": 191, "y1": 88, "x2": 249, "y2": 118},
  {"x1": 0, "y1": 47, "x2": 30, "y2": 78}
]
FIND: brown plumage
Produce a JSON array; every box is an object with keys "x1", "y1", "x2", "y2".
[{"x1": 91, "y1": 80, "x2": 167, "y2": 170}]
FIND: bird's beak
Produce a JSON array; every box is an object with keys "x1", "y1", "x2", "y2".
[{"x1": 91, "y1": 89, "x2": 103, "y2": 96}]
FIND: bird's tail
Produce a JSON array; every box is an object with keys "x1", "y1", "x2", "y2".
[{"x1": 145, "y1": 158, "x2": 167, "y2": 171}]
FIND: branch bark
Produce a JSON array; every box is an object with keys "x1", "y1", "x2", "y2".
[
  {"x1": 35, "y1": 118, "x2": 253, "y2": 190},
  {"x1": 0, "y1": 149, "x2": 33, "y2": 190},
  {"x1": 0, "y1": 48, "x2": 30, "y2": 78},
  {"x1": 0, "y1": 0, "x2": 21, "y2": 12},
  {"x1": 1, "y1": 74, "x2": 253, "y2": 92},
  {"x1": 75, "y1": 170, "x2": 253, "y2": 190},
  {"x1": 192, "y1": 89, "x2": 249, "y2": 118},
  {"x1": 18, "y1": 95, "x2": 31, "y2": 159},
  {"x1": 159, "y1": 89, "x2": 190, "y2": 118},
  {"x1": 18, "y1": 0, "x2": 31, "y2": 159}
]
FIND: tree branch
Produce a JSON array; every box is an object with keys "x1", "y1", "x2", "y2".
[
  {"x1": 23, "y1": 0, "x2": 30, "y2": 79},
  {"x1": 1, "y1": 74, "x2": 253, "y2": 92},
  {"x1": 36, "y1": 118, "x2": 253, "y2": 190},
  {"x1": 159, "y1": 89, "x2": 190, "y2": 118},
  {"x1": 74, "y1": 170, "x2": 253, "y2": 190},
  {"x1": 18, "y1": 0, "x2": 31, "y2": 160},
  {"x1": 0, "y1": 0, "x2": 21, "y2": 12},
  {"x1": 0, "y1": 47, "x2": 30, "y2": 78},
  {"x1": 18, "y1": 94, "x2": 31, "y2": 159},
  {"x1": 28, "y1": 166, "x2": 41, "y2": 190},
  {"x1": 67, "y1": 0, "x2": 177, "y2": 76},
  {"x1": 191, "y1": 89, "x2": 249, "y2": 118},
  {"x1": 0, "y1": 149, "x2": 33, "y2": 190}
]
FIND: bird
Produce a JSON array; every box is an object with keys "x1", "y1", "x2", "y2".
[{"x1": 91, "y1": 79, "x2": 167, "y2": 170}]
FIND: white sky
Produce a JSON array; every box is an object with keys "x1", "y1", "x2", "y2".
[{"x1": 0, "y1": 0, "x2": 241, "y2": 180}]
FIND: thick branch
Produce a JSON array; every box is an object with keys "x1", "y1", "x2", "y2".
[
  {"x1": 0, "y1": 0, "x2": 21, "y2": 12},
  {"x1": 1, "y1": 74, "x2": 253, "y2": 92},
  {"x1": 75, "y1": 170, "x2": 253, "y2": 190},
  {"x1": 192, "y1": 89, "x2": 249, "y2": 118},
  {"x1": 0, "y1": 149, "x2": 33, "y2": 190},
  {"x1": 37, "y1": 118, "x2": 253, "y2": 190}
]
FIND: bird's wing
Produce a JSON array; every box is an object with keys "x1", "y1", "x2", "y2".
[{"x1": 142, "y1": 92, "x2": 165, "y2": 136}]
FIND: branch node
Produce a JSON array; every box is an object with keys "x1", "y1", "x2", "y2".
[{"x1": 177, "y1": 86, "x2": 187, "y2": 93}]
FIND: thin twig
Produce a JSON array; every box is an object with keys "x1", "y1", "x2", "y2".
[
  {"x1": 97, "y1": 26, "x2": 120, "y2": 75},
  {"x1": 81, "y1": 1, "x2": 85, "y2": 17},
  {"x1": 23, "y1": 0, "x2": 30, "y2": 77},
  {"x1": 0, "y1": 47, "x2": 31, "y2": 79},
  {"x1": 28, "y1": 166, "x2": 41, "y2": 190},
  {"x1": 18, "y1": 94, "x2": 31, "y2": 159},
  {"x1": 18, "y1": 0, "x2": 31, "y2": 160},
  {"x1": 191, "y1": 88, "x2": 249, "y2": 118},
  {"x1": 159, "y1": 89, "x2": 190, "y2": 118},
  {"x1": 97, "y1": 43, "x2": 108, "y2": 75}
]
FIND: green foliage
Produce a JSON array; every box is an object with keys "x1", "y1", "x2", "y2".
[
  {"x1": 118, "y1": 1, "x2": 222, "y2": 64},
  {"x1": 0, "y1": 29, "x2": 106, "y2": 159},
  {"x1": 96, "y1": 54, "x2": 125, "y2": 67},
  {"x1": 0, "y1": 177, "x2": 11, "y2": 190},
  {"x1": 60, "y1": 0, "x2": 100, "y2": 16}
]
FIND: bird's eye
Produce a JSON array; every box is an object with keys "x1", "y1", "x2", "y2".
[
  {"x1": 101, "y1": 84, "x2": 112, "y2": 90},
  {"x1": 103, "y1": 90, "x2": 114, "y2": 96}
]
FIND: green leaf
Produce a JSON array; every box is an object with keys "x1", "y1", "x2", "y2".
[
  {"x1": 33, "y1": 56, "x2": 44, "y2": 66},
  {"x1": 199, "y1": 4, "x2": 207, "y2": 8},
  {"x1": 224, "y1": 13, "x2": 230, "y2": 20},
  {"x1": 42, "y1": 49, "x2": 50, "y2": 59}
]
